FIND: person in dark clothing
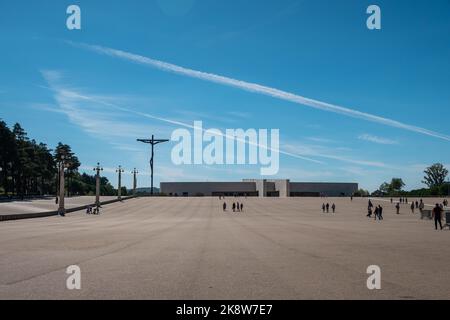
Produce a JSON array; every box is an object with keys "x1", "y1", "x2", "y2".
[
  {"x1": 433, "y1": 203, "x2": 443, "y2": 230},
  {"x1": 390, "y1": 198, "x2": 393, "y2": 204},
  {"x1": 367, "y1": 206, "x2": 373, "y2": 218},
  {"x1": 237, "y1": 202, "x2": 240, "y2": 212},
  {"x1": 396, "y1": 203, "x2": 400, "y2": 214},
  {"x1": 410, "y1": 203, "x2": 415, "y2": 214},
  {"x1": 223, "y1": 202, "x2": 226, "y2": 211},
  {"x1": 332, "y1": 203, "x2": 336, "y2": 213},
  {"x1": 326, "y1": 203, "x2": 330, "y2": 213},
  {"x1": 232, "y1": 203, "x2": 236, "y2": 212},
  {"x1": 374, "y1": 206, "x2": 379, "y2": 220},
  {"x1": 368, "y1": 200, "x2": 373, "y2": 208},
  {"x1": 415, "y1": 201, "x2": 419, "y2": 209},
  {"x1": 378, "y1": 205, "x2": 383, "y2": 220},
  {"x1": 240, "y1": 203, "x2": 243, "y2": 212},
  {"x1": 322, "y1": 203, "x2": 326, "y2": 213}
]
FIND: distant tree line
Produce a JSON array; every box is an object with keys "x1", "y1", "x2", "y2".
[
  {"x1": 0, "y1": 120, "x2": 119, "y2": 198},
  {"x1": 371, "y1": 163, "x2": 449, "y2": 197}
]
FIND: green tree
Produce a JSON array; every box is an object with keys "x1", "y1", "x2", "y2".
[
  {"x1": 12, "y1": 123, "x2": 31, "y2": 197},
  {"x1": 390, "y1": 178, "x2": 405, "y2": 193},
  {"x1": 354, "y1": 189, "x2": 369, "y2": 197},
  {"x1": 379, "y1": 182, "x2": 391, "y2": 195},
  {"x1": 0, "y1": 120, "x2": 17, "y2": 194},
  {"x1": 422, "y1": 163, "x2": 448, "y2": 188},
  {"x1": 54, "y1": 143, "x2": 81, "y2": 197}
]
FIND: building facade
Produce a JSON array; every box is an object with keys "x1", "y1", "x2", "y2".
[{"x1": 160, "y1": 179, "x2": 358, "y2": 197}]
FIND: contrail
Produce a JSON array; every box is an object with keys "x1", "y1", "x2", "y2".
[
  {"x1": 68, "y1": 41, "x2": 450, "y2": 142},
  {"x1": 53, "y1": 87, "x2": 324, "y2": 165}
]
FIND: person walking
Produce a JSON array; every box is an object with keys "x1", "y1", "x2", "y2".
[
  {"x1": 415, "y1": 201, "x2": 419, "y2": 209},
  {"x1": 232, "y1": 203, "x2": 236, "y2": 212},
  {"x1": 396, "y1": 202, "x2": 400, "y2": 214},
  {"x1": 410, "y1": 202, "x2": 415, "y2": 214},
  {"x1": 322, "y1": 203, "x2": 326, "y2": 213},
  {"x1": 326, "y1": 203, "x2": 330, "y2": 213},
  {"x1": 332, "y1": 203, "x2": 336, "y2": 213},
  {"x1": 240, "y1": 203, "x2": 243, "y2": 212},
  {"x1": 237, "y1": 202, "x2": 240, "y2": 212},
  {"x1": 367, "y1": 206, "x2": 373, "y2": 218},
  {"x1": 374, "y1": 206, "x2": 380, "y2": 220},
  {"x1": 223, "y1": 202, "x2": 226, "y2": 212},
  {"x1": 419, "y1": 199, "x2": 424, "y2": 213},
  {"x1": 432, "y1": 203, "x2": 443, "y2": 230},
  {"x1": 378, "y1": 205, "x2": 383, "y2": 220}
]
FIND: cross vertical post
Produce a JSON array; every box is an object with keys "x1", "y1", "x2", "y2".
[{"x1": 137, "y1": 135, "x2": 169, "y2": 195}]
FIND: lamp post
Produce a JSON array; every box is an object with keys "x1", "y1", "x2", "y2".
[
  {"x1": 58, "y1": 155, "x2": 66, "y2": 216},
  {"x1": 93, "y1": 162, "x2": 103, "y2": 207},
  {"x1": 137, "y1": 135, "x2": 169, "y2": 195},
  {"x1": 116, "y1": 165, "x2": 124, "y2": 200},
  {"x1": 131, "y1": 168, "x2": 138, "y2": 196}
]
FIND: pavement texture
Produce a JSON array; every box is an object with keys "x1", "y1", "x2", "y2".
[
  {"x1": 0, "y1": 196, "x2": 449, "y2": 300},
  {"x1": 0, "y1": 196, "x2": 118, "y2": 216}
]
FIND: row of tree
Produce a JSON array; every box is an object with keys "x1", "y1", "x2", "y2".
[
  {"x1": 373, "y1": 163, "x2": 449, "y2": 197},
  {"x1": 0, "y1": 120, "x2": 119, "y2": 197}
]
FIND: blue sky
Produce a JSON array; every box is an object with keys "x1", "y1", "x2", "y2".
[{"x1": 1, "y1": 0, "x2": 450, "y2": 191}]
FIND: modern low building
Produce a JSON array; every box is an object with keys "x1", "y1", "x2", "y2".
[{"x1": 160, "y1": 179, "x2": 358, "y2": 197}]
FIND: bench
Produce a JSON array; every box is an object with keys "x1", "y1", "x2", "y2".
[{"x1": 445, "y1": 212, "x2": 450, "y2": 230}]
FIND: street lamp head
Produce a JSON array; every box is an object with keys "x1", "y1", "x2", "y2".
[{"x1": 93, "y1": 162, "x2": 103, "y2": 172}]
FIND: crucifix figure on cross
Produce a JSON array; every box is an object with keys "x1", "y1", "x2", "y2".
[{"x1": 137, "y1": 135, "x2": 169, "y2": 195}]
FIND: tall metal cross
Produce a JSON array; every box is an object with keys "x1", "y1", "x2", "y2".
[{"x1": 137, "y1": 135, "x2": 169, "y2": 195}]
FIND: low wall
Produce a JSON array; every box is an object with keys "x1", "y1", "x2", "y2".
[{"x1": 0, "y1": 196, "x2": 136, "y2": 222}]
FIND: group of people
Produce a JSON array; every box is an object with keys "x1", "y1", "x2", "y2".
[
  {"x1": 367, "y1": 202, "x2": 384, "y2": 220},
  {"x1": 223, "y1": 202, "x2": 244, "y2": 212},
  {"x1": 390, "y1": 199, "x2": 426, "y2": 214},
  {"x1": 367, "y1": 198, "x2": 448, "y2": 230},
  {"x1": 321, "y1": 203, "x2": 336, "y2": 213},
  {"x1": 86, "y1": 205, "x2": 100, "y2": 215},
  {"x1": 394, "y1": 197, "x2": 409, "y2": 204}
]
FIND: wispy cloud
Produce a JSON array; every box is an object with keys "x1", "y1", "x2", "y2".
[
  {"x1": 68, "y1": 41, "x2": 450, "y2": 142},
  {"x1": 282, "y1": 141, "x2": 389, "y2": 168},
  {"x1": 227, "y1": 111, "x2": 251, "y2": 119},
  {"x1": 306, "y1": 136, "x2": 336, "y2": 144},
  {"x1": 358, "y1": 133, "x2": 398, "y2": 145},
  {"x1": 40, "y1": 70, "x2": 171, "y2": 150},
  {"x1": 41, "y1": 69, "x2": 324, "y2": 166}
]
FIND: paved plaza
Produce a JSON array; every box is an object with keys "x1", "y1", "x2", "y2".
[
  {"x1": 0, "y1": 197, "x2": 449, "y2": 300},
  {"x1": 0, "y1": 196, "x2": 118, "y2": 216}
]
